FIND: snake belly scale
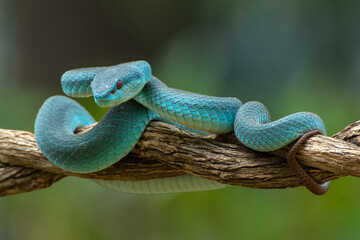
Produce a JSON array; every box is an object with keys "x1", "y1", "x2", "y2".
[{"x1": 35, "y1": 60, "x2": 328, "y2": 194}]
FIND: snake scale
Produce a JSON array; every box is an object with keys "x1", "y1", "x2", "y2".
[{"x1": 35, "y1": 61, "x2": 329, "y2": 194}]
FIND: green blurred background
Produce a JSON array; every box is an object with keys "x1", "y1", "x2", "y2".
[{"x1": 1, "y1": 0, "x2": 360, "y2": 239}]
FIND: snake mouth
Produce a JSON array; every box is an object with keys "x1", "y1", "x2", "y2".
[{"x1": 94, "y1": 97, "x2": 123, "y2": 108}]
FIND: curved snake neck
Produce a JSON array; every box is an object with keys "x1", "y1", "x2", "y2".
[{"x1": 35, "y1": 61, "x2": 328, "y2": 194}]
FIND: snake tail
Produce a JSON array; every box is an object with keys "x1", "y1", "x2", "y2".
[{"x1": 287, "y1": 130, "x2": 330, "y2": 195}]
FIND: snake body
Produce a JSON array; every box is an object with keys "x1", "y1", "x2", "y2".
[{"x1": 35, "y1": 61, "x2": 327, "y2": 194}]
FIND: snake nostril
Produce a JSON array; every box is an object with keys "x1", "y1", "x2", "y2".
[{"x1": 110, "y1": 90, "x2": 116, "y2": 94}]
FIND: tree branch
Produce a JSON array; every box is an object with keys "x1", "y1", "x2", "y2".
[{"x1": 0, "y1": 120, "x2": 360, "y2": 196}]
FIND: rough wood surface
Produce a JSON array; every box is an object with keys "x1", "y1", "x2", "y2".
[{"x1": 0, "y1": 120, "x2": 360, "y2": 197}]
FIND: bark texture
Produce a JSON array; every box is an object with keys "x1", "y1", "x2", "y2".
[{"x1": 0, "y1": 120, "x2": 360, "y2": 197}]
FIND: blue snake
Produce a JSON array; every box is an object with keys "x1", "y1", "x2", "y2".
[{"x1": 35, "y1": 61, "x2": 329, "y2": 194}]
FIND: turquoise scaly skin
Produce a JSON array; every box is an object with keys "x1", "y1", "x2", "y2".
[{"x1": 35, "y1": 61, "x2": 326, "y2": 194}]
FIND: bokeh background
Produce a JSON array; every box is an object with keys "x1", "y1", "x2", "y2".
[{"x1": 1, "y1": 0, "x2": 360, "y2": 239}]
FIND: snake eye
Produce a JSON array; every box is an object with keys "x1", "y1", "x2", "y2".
[{"x1": 117, "y1": 80, "x2": 123, "y2": 89}]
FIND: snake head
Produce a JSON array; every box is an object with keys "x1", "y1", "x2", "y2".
[{"x1": 91, "y1": 61, "x2": 151, "y2": 107}]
